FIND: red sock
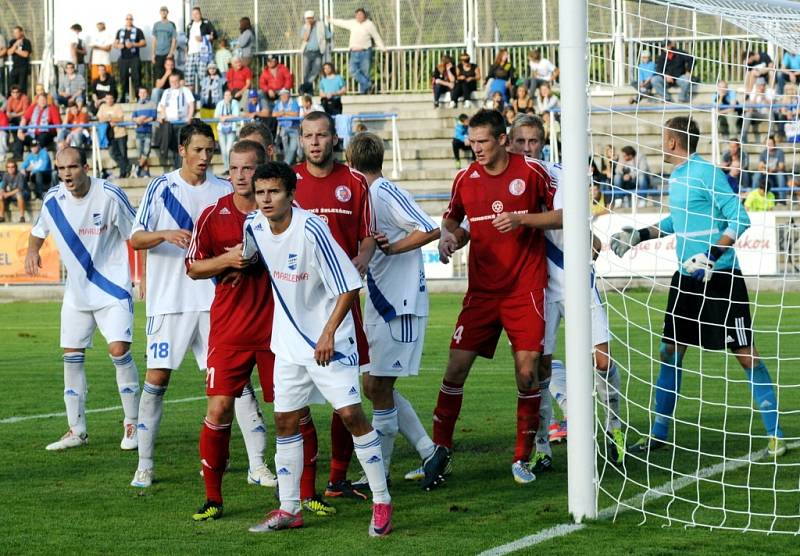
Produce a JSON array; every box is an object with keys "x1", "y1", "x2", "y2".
[
  {"x1": 514, "y1": 389, "x2": 541, "y2": 462},
  {"x1": 199, "y1": 418, "x2": 231, "y2": 504},
  {"x1": 299, "y1": 413, "x2": 318, "y2": 500},
  {"x1": 328, "y1": 411, "x2": 353, "y2": 483},
  {"x1": 433, "y1": 379, "x2": 464, "y2": 449}
]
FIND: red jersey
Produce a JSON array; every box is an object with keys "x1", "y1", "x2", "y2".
[
  {"x1": 443, "y1": 153, "x2": 555, "y2": 296},
  {"x1": 293, "y1": 161, "x2": 372, "y2": 258},
  {"x1": 185, "y1": 193, "x2": 274, "y2": 350}
]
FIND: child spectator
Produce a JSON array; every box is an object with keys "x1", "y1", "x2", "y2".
[
  {"x1": 744, "y1": 175, "x2": 776, "y2": 211},
  {"x1": 319, "y1": 62, "x2": 346, "y2": 115},
  {"x1": 451, "y1": 113, "x2": 473, "y2": 168}
]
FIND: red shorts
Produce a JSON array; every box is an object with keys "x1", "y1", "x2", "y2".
[
  {"x1": 206, "y1": 347, "x2": 275, "y2": 402},
  {"x1": 449, "y1": 289, "x2": 546, "y2": 358},
  {"x1": 353, "y1": 303, "x2": 370, "y2": 366}
]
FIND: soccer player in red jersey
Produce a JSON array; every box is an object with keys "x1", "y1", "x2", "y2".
[
  {"x1": 185, "y1": 140, "x2": 276, "y2": 521},
  {"x1": 422, "y1": 109, "x2": 562, "y2": 490},
  {"x1": 294, "y1": 111, "x2": 376, "y2": 502}
]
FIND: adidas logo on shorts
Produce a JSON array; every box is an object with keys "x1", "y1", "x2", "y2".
[
  {"x1": 277, "y1": 467, "x2": 291, "y2": 476},
  {"x1": 348, "y1": 386, "x2": 358, "y2": 396},
  {"x1": 392, "y1": 360, "x2": 403, "y2": 369},
  {"x1": 366, "y1": 455, "x2": 382, "y2": 464}
]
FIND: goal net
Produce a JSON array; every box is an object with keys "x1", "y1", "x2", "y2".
[{"x1": 578, "y1": 0, "x2": 800, "y2": 534}]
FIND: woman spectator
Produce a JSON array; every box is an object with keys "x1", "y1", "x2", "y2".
[
  {"x1": 236, "y1": 17, "x2": 255, "y2": 67},
  {"x1": 601, "y1": 144, "x2": 617, "y2": 184},
  {"x1": 486, "y1": 48, "x2": 516, "y2": 103},
  {"x1": 432, "y1": 55, "x2": 456, "y2": 108},
  {"x1": 319, "y1": 62, "x2": 346, "y2": 116},
  {"x1": 152, "y1": 56, "x2": 176, "y2": 105},
  {"x1": 486, "y1": 90, "x2": 507, "y2": 112},
  {"x1": 511, "y1": 85, "x2": 534, "y2": 113},
  {"x1": 503, "y1": 106, "x2": 517, "y2": 133},
  {"x1": 452, "y1": 52, "x2": 480, "y2": 108},
  {"x1": 199, "y1": 62, "x2": 225, "y2": 109},
  {"x1": 214, "y1": 89, "x2": 240, "y2": 175},
  {"x1": 535, "y1": 82, "x2": 560, "y2": 115}
]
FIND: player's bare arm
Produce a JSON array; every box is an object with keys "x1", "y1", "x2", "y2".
[
  {"x1": 24, "y1": 235, "x2": 45, "y2": 276},
  {"x1": 315, "y1": 289, "x2": 360, "y2": 367},
  {"x1": 130, "y1": 229, "x2": 192, "y2": 250},
  {"x1": 492, "y1": 208, "x2": 563, "y2": 233},
  {"x1": 375, "y1": 228, "x2": 440, "y2": 256},
  {"x1": 187, "y1": 243, "x2": 252, "y2": 280},
  {"x1": 352, "y1": 236, "x2": 377, "y2": 275}
]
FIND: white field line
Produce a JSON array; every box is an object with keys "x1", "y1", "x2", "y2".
[{"x1": 478, "y1": 439, "x2": 800, "y2": 556}]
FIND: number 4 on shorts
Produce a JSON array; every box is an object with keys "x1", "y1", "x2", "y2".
[{"x1": 453, "y1": 325, "x2": 464, "y2": 344}]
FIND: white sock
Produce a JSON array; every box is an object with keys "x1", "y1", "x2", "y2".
[
  {"x1": 275, "y1": 433, "x2": 303, "y2": 514},
  {"x1": 597, "y1": 363, "x2": 622, "y2": 431},
  {"x1": 63, "y1": 353, "x2": 87, "y2": 435},
  {"x1": 353, "y1": 430, "x2": 391, "y2": 504},
  {"x1": 137, "y1": 381, "x2": 167, "y2": 471},
  {"x1": 235, "y1": 382, "x2": 267, "y2": 471},
  {"x1": 372, "y1": 406, "x2": 399, "y2": 471},
  {"x1": 549, "y1": 360, "x2": 568, "y2": 419},
  {"x1": 111, "y1": 351, "x2": 139, "y2": 426},
  {"x1": 394, "y1": 390, "x2": 435, "y2": 460},
  {"x1": 535, "y1": 379, "x2": 553, "y2": 456}
]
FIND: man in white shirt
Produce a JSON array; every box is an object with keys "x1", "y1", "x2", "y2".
[
  {"x1": 157, "y1": 73, "x2": 195, "y2": 170},
  {"x1": 185, "y1": 6, "x2": 215, "y2": 94},
  {"x1": 329, "y1": 8, "x2": 385, "y2": 94},
  {"x1": 25, "y1": 147, "x2": 140, "y2": 452},
  {"x1": 244, "y1": 162, "x2": 392, "y2": 537},
  {"x1": 90, "y1": 21, "x2": 113, "y2": 83}
]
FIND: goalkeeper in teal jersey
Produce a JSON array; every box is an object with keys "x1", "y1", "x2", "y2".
[{"x1": 610, "y1": 116, "x2": 786, "y2": 457}]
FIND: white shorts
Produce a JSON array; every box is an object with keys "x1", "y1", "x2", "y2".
[
  {"x1": 543, "y1": 289, "x2": 610, "y2": 356},
  {"x1": 145, "y1": 311, "x2": 210, "y2": 370},
  {"x1": 60, "y1": 300, "x2": 134, "y2": 349},
  {"x1": 363, "y1": 315, "x2": 427, "y2": 377},
  {"x1": 273, "y1": 355, "x2": 362, "y2": 413}
]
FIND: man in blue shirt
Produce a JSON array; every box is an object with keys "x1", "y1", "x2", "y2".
[
  {"x1": 777, "y1": 51, "x2": 800, "y2": 95},
  {"x1": 631, "y1": 50, "x2": 656, "y2": 103},
  {"x1": 20, "y1": 139, "x2": 52, "y2": 199},
  {"x1": 610, "y1": 116, "x2": 787, "y2": 458},
  {"x1": 132, "y1": 87, "x2": 157, "y2": 177},
  {"x1": 273, "y1": 89, "x2": 300, "y2": 165}
]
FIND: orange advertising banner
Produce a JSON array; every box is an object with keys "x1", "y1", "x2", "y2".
[{"x1": 0, "y1": 224, "x2": 61, "y2": 284}]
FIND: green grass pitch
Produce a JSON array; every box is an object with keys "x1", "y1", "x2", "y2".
[{"x1": 1, "y1": 292, "x2": 798, "y2": 554}]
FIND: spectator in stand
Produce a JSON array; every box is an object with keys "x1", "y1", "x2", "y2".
[
  {"x1": 512, "y1": 85, "x2": 534, "y2": 113},
  {"x1": 319, "y1": 62, "x2": 346, "y2": 116},
  {"x1": 451, "y1": 113, "x2": 473, "y2": 168},
  {"x1": 651, "y1": 39, "x2": 694, "y2": 103},
  {"x1": 721, "y1": 137, "x2": 751, "y2": 191},
  {"x1": 299, "y1": 10, "x2": 331, "y2": 94},
  {"x1": 452, "y1": 52, "x2": 480, "y2": 108},
  {"x1": 20, "y1": 139, "x2": 51, "y2": 199},
  {"x1": 34, "y1": 83, "x2": 56, "y2": 106},
  {"x1": 712, "y1": 79, "x2": 740, "y2": 138},
  {"x1": 725, "y1": 158, "x2": 745, "y2": 194},
  {"x1": 199, "y1": 62, "x2": 224, "y2": 110},
  {"x1": 8, "y1": 26, "x2": 32, "y2": 94},
  {"x1": 56, "y1": 99, "x2": 90, "y2": 150},
  {"x1": 60, "y1": 24, "x2": 87, "y2": 81},
  {"x1": 432, "y1": 55, "x2": 456, "y2": 108},
  {"x1": 215, "y1": 89, "x2": 240, "y2": 175},
  {"x1": 6, "y1": 86, "x2": 29, "y2": 160},
  {"x1": 273, "y1": 89, "x2": 300, "y2": 165},
  {"x1": 330, "y1": 8, "x2": 386, "y2": 94},
  {"x1": 185, "y1": 6, "x2": 216, "y2": 94},
  {"x1": 535, "y1": 82, "x2": 560, "y2": 114},
  {"x1": 526, "y1": 48, "x2": 558, "y2": 93},
  {"x1": 174, "y1": 30, "x2": 188, "y2": 72},
  {"x1": 226, "y1": 56, "x2": 253, "y2": 102},
  {"x1": 56, "y1": 62, "x2": 86, "y2": 107},
  {"x1": 151, "y1": 6, "x2": 177, "y2": 85},
  {"x1": 15, "y1": 93, "x2": 60, "y2": 160},
  {"x1": 97, "y1": 92, "x2": 130, "y2": 178},
  {"x1": 777, "y1": 50, "x2": 800, "y2": 96},
  {"x1": 258, "y1": 55, "x2": 293, "y2": 104},
  {"x1": 0, "y1": 160, "x2": 28, "y2": 222},
  {"x1": 741, "y1": 77, "x2": 774, "y2": 145},
  {"x1": 774, "y1": 91, "x2": 800, "y2": 141},
  {"x1": 156, "y1": 72, "x2": 194, "y2": 169},
  {"x1": 591, "y1": 183, "x2": 608, "y2": 216},
  {"x1": 486, "y1": 48, "x2": 516, "y2": 103},
  {"x1": 613, "y1": 145, "x2": 651, "y2": 206},
  {"x1": 631, "y1": 50, "x2": 656, "y2": 103},
  {"x1": 215, "y1": 38, "x2": 233, "y2": 72},
  {"x1": 0, "y1": 108, "x2": 7, "y2": 161},
  {"x1": 601, "y1": 144, "x2": 617, "y2": 184},
  {"x1": 132, "y1": 87, "x2": 157, "y2": 178},
  {"x1": 743, "y1": 50, "x2": 774, "y2": 92},
  {"x1": 89, "y1": 22, "x2": 113, "y2": 82},
  {"x1": 114, "y1": 15, "x2": 146, "y2": 102},
  {"x1": 744, "y1": 175, "x2": 776, "y2": 211},
  {"x1": 486, "y1": 90, "x2": 507, "y2": 112},
  {"x1": 236, "y1": 17, "x2": 255, "y2": 68},
  {"x1": 299, "y1": 94, "x2": 323, "y2": 117},
  {"x1": 243, "y1": 88, "x2": 271, "y2": 120},
  {"x1": 90, "y1": 64, "x2": 117, "y2": 115},
  {"x1": 152, "y1": 56, "x2": 176, "y2": 105},
  {"x1": 754, "y1": 135, "x2": 788, "y2": 197},
  {"x1": 503, "y1": 106, "x2": 517, "y2": 133},
  {"x1": 0, "y1": 30, "x2": 7, "y2": 95}
]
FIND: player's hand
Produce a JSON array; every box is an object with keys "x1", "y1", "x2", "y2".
[
  {"x1": 438, "y1": 228, "x2": 458, "y2": 264},
  {"x1": 222, "y1": 243, "x2": 251, "y2": 269},
  {"x1": 492, "y1": 212, "x2": 520, "y2": 233},
  {"x1": 24, "y1": 250, "x2": 41, "y2": 276},
  {"x1": 682, "y1": 251, "x2": 716, "y2": 282},
  {"x1": 162, "y1": 229, "x2": 192, "y2": 249},
  {"x1": 373, "y1": 232, "x2": 392, "y2": 255},
  {"x1": 610, "y1": 226, "x2": 641, "y2": 258},
  {"x1": 351, "y1": 254, "x2": 369, "y2": 277},
  {"x1": 136, "y1": 279, "x2": 146, "y2": 300},
  {"x1": 221, "y1": 270, "x2": 244, "y2": 288},
  {"x1": 314, "y1": 330, "x2": 335, "y2": 366}
]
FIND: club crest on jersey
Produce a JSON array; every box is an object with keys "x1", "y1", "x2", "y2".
[
  {"x1": 508, "y1": 178, "x2": 526, "y2": 196},
  {"x1": 492, "y1": 200, "x2": 504, "y2": 213},
  {"x1": 287, "y1": 253, "x2": 298, "y2": 270},
  {"x1": 335, "y1": 185, "x2": 352, "y2": 202},
  {"x1": 92, "y1": 213, "x2": 103, "y2": 227}
]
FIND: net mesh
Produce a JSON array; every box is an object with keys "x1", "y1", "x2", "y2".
[{"x1": 583, "y1": 0, "x2": 800, "y2": 534}]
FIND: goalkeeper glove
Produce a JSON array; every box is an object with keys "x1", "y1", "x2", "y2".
[
  {"x1": 682, "y1": 251, "x2": 717, "y2": 282},
  {"x1": 610, "y1": 226, "x2": 642, "y2": 258}
]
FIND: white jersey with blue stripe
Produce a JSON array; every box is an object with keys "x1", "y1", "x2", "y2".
[
  {"x1": 242, "y1": 207, "x2": 363, "y2": 366},
  {"x1": 365, "y1": 177, "x2": 437, "y2": 324},
  {"x1": 32, "y1": 178, "x2": 135, "y2": 311},
  {"x1": 132, "y1": 170, "x2": 232, "y2": 316},
  {"x1": 541, "y1": 162, "x2": 568, "y2": 302}
]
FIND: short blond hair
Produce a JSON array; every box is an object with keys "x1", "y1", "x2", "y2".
[{"x1": 346, "y1": 132, "x2": 384, "y2": 174}]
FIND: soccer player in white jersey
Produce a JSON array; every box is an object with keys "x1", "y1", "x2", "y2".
[
  {"x1": 24, "y1": 147, "x2": 140, "y2": 451},
  {"x1": 129, "y1": 121, "x2": 269, "y2": 488},
  {"x1": 345, "y1": 133, "x2": 441, "y2": 483},
  {"x1": 243, "y1": 162, "x2": 392, "y2": 537}
]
